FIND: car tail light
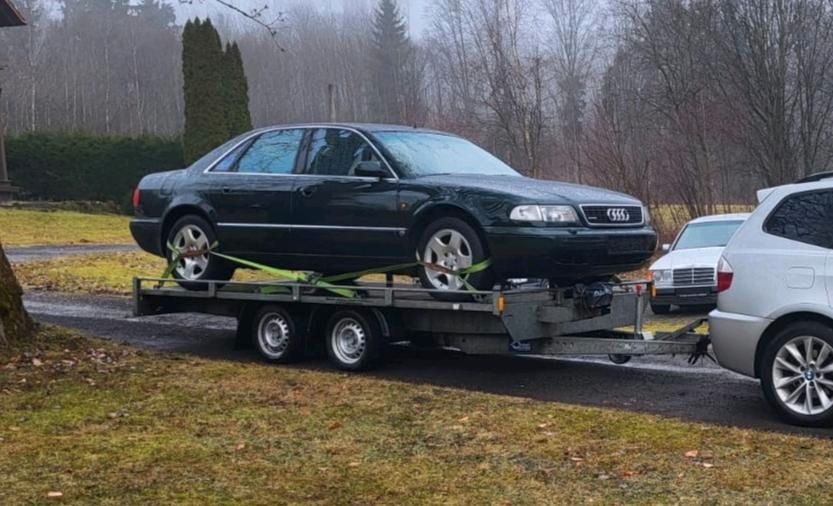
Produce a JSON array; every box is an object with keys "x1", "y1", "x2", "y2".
[
  {"x1": 717, "y1": 256, "x2": 733, "y2": 293},
  {"x1": 132, "y1": 188, "x2": 141, "y2": 209}
]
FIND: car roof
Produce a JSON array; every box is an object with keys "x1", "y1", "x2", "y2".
[
  {"x1": 687, "y1": 213, "x2": 751, "y2": 224},
  {"x1": 255, "y1": 122, "x2": 453, "y2": 136},
  {"x1": 757, "y1": 178, "x2": 833, "y2": 203}
]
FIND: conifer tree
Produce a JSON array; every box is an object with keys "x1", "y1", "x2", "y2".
[
  {"x1": 182, "y1": 18, "x2": 230, "y2": 164},
  {"x1": 223, "y1": 41, "x2": 253, "y2": 137},
  {"x1": 370, "y1": 0, "x2": 412, "y2": 123}
]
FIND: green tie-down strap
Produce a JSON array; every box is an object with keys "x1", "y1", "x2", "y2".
[{"x1": 161, "y1": 242, "x2": 491, "y2": 298}]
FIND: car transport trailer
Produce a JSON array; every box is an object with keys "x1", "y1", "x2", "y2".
[{"x1": 132, "y1": 277, "x2": 711, "y2": 371}]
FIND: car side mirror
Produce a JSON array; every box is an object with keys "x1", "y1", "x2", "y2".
[
  {"x1": 354, "y1": 161, "x2": 387, "y2": 179},
  {"x1": 661, "y1": 243, "x2": 671, "y2": 253}
]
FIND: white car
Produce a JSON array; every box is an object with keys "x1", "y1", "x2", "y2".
[
  {"x1": 710, "y1": 176, "x2": 833, "y2": 426},
  {"x1": 649, "y1": 214, "x2": 749, "y2": 314}
]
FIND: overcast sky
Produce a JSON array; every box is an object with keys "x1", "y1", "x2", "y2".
[{"x1": 175, "y1": 0, "x2": 434, "y2": 38}]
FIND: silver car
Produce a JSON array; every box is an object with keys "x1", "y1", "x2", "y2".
[{"x1": 710, "y1": 177, "x2": 833, "y2": 426}]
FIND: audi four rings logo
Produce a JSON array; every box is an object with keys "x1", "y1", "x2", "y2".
[{"x1": 606, "y1": 208, "x2": 631, "y2": 222}]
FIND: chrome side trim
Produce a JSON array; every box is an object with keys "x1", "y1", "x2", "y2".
[
  {"x1": 217, "y1": 222, "x2": 406, "y2": 233},
  {"x1": 202, "y1": 125, "x2": 399, "y2": 180},
  {"x1": 130, "y1": 218, "x2": 161, "y2": 224}
]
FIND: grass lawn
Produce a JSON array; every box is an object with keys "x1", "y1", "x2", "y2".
[
  {"x1": 1, "y1": 327, "x2": 831, "y2": 505},
  {"x1": 0, "y1": 209, "x2": 132, "y2": 246}
]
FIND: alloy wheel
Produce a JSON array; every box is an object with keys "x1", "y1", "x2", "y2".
[
  {"x1": 772, "y1": 335, "x2": 833, "y2": 416},
  {"x1": 422, "y1": 228, "x2": 473, "y2": 290},
  {"x1": 171, "y1": 224, "x2": 210, "y2": 280}
]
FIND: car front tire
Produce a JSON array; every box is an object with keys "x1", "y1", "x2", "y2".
[
  {"x1": 760, "y1": 321, "x2": 833, "y2": 427},
  {"x1": 417, "y1": 217, "x2": 493, "y2": 301},
  {"x1": 166, "y1": 215, "x2": 233, "y2": 290}
]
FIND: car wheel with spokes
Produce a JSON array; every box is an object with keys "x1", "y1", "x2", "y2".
[
  {"x1": 166, "y1": 215, "x2": 232, "y2": 290},
  {"x1": 761, "y1": 321, "x2": 833, "y2": 427},
  {"x1": 417, "y1": 217, "x2": 492, "y2": 301}
]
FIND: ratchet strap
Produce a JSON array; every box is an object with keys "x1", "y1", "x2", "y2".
[{"x1": 161, "y1": 241, "x2": 491, "y2": 298}]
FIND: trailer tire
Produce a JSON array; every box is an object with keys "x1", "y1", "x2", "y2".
[
  {"x1": 252, "y1": 304, "x2": 304, "y2": 363},
  {"x1": 325, "y1": 309, "x2": 384, "y2": 371}
]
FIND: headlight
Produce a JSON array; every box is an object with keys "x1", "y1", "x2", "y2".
[
  {"x1": 510, "y1": 205, "x2": 578, "y2": 224},
  {"x1": 651, "y1": 269, "x2": 673, "y2": 286},
  {"x1": 643, "y1": 205, "x2": 651, "y2": 224}
]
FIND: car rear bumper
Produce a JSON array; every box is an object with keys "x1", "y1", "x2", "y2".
[
  {"x1": 483, "y1": 226, "x2": 657, "y2": 280},
  {"x1": 129, "y1": 218, "x2": 162, "y2": 256},
  {"x1": 652, "y1": 287, "x2": 717, "y2": 307},
  {"x1": 709, "y1": 309, "x2": 771, "y2": 378}
]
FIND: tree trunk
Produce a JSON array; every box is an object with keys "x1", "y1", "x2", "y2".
[{"x1": 0, "y1": 241, "x2": 34, "y2": 346}]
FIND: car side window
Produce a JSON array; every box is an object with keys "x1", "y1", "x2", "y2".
[
  {"x1": 764, "y1": 190, "x2": 833, "y2": 249},
  {"x1": 305, "y1": 128, "x2": 379, "y2": 176},
  {"x1": 236, "y1": 129, "x2": 304, "y2": 174},
  {"x1": 211, "y1": 141, "x2": 249, "y2": 173}
]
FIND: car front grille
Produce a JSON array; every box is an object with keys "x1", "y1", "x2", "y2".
[
  {"x1": 580, "y1": 205, "x2": 644, "y2": 226},
  {"x1": 672, "y1": 267, "x2": 715, "y2": 286}
]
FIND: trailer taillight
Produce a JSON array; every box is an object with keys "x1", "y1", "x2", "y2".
[
  {"x1": 132, "y1": 188, "x2": 141, "y2": 209},
  {"x1": 717, "y1": 256, "x2": 734, "y2": 293}
]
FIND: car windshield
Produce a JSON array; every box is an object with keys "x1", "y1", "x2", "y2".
[
  {"x1": 374, "y1": 131, "x2": 520, "y2": 177},
  {"x1": 674, "y1": 220, "x2": 744, "y2": 250}
]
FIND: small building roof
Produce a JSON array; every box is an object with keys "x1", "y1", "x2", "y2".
[{"x1": 0, "y1": 0, "x2": 26, "y2": 27}]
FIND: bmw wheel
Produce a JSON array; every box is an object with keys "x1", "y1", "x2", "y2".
[
  {"x1": 761, "y1": 321, "x2": 833, "y2": 427},
  {"x1": 166, "y1": 215, "x2": 232, "y2": 290},
  {"x1": 417, "y1": 217, "x2": 493, "y2": 301}
]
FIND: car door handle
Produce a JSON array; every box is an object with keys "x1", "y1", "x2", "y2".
[{"x1": 299, "y1": 186, "x2": 316, "y2": 198}]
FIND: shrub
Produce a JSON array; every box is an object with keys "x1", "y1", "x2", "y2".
[{"x1": 6, "y1": 133, "x2": 183, "y2": 211}]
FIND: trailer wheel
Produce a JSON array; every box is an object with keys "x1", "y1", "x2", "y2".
[
  {"x1": 325, "y1": 309, "x2": 383, "y2": 371},
  {"x1": 252, "y1": 304, "x2": 304, "y2": 363}
]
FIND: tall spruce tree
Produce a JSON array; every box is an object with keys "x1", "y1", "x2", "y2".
[
  {"x1": 223, "y1": 41, "x2": 253, "y2": 137},
  {"x1": 182, "y1": 18, "x2": 230, "y2": 164},
  {"x1": 370, "y1": 0, "x2": 411, "y2": 123}
]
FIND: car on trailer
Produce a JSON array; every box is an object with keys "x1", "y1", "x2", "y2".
[{"x1": 130, "y1": 123, "x2": 657, "y2": 299}]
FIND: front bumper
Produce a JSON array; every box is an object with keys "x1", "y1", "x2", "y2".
[
  {"x1": 709, "y1": 309, "x2": 772, "y2": 378},
  {"x1": 652, "y1": 286, "x2": 717, "y2": 307},
  {"x1": 483, "y1": 225, "x2": 657, "y2": 280},
  {"x1": 129, "y1": 218, "x2": 163, "y2": 256}
]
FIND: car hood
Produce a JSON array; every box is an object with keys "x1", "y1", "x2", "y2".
[
  {"x1": 412, "y1": 174, "x2": 642, "y2": 205},
  {"x1": 650, "y1": 247, "x2": 724, "y2": 271}
]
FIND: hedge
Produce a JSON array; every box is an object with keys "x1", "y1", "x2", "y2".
[{"x1": 6, "y1": 133, "x2": 184, "y2": 212}]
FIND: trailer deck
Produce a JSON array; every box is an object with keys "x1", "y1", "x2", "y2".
[{"x1": 132, "y1": 277, "x2": 710, "y2": 370}]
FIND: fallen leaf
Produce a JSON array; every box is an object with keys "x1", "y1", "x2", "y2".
[
  {"x1": 328, "y1": 421, "x2": 342, "y2": 431},
  {"x1": 684, "y1": 450, "x2": 699, "y2": 458},
  {"x1": 32, "y1": 358, "x2": 43, "y2": 367},
  {"x1": 458, "y1": 416, "x2": 470, "y2": 423},
  {"x1": 570, "y1": 457, "x2": 584, "y2": 462},
  {"x1": 537, "y1": 423, "x2": 549, "y2": 429},
  {"x1": 702, "y1": 463, "x2": 714, "y2": 469},
  {"x1": 700, "y1": 451, "x2": 714, "y2": 459},
  {"x1": 236, "y1": 443, "x2": 246, "y2": 451},
  {"x1": 348, "y1": 461, "x2": 360, "y2": 467},
  {"x1": 47, "y1": 491, "x2": 63, "y2": 498},
  {"x1": 621, "y1": 470, "x2": 636, "y2": 477}
]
